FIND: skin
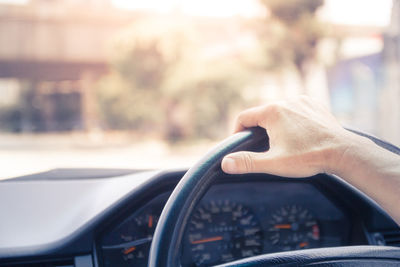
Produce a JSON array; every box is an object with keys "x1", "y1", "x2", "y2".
[{"x1": 221, "y1": 96, "x2": 400, "y2": 225}]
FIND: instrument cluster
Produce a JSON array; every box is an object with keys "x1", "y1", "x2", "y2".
[{"x1": 99, "y1": 181, "x2": 350, "y2": 267}]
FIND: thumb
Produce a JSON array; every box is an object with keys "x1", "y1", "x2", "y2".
[{"x1": 221, "y1": 151, "x2": 266, "y2": 174}]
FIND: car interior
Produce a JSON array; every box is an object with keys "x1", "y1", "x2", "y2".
[
  {"x1": 1, "y1": 128, "x2": 400, "y2": 266},
  {"x1": 1, "y1": 0, "x2": 400, "y2": 266}
]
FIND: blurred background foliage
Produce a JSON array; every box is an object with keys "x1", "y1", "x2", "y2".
[
  {"x1": 96, "y1": 0, "x2": 325, "y2": 141},
  {"x1": 257, "y1": 0, "x2": 325, "y2": 89}
]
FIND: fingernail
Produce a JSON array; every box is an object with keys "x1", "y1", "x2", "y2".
[{"x1": 222, "y1": 157, "x2": 237, "y2": 173}]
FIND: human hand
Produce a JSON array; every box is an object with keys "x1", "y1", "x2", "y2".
[{"x1": 221, "y1": 96, "x2": 353, "y2": 177}]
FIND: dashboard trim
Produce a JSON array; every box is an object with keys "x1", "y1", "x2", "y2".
[{"x1": 0, "y1": 169, "x2": 399, "y2": 266}]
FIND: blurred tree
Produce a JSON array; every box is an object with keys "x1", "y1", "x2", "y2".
[
  {"x1": 97, "y1": 18, "x2": 191, "y2": 139},
  {"x1": 258, "y1": 0, "x2": 325, "y2": 92},
  {"x1": 97, "y1": 18, "x2": 252, "y2": 141},
  {"x1": 167, "y1": 58, "x2": 250, "y2": 139}
]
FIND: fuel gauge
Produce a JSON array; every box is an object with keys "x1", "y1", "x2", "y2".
[{"x1": 101, "y1": 212, "x2": 160, "y2": 267}]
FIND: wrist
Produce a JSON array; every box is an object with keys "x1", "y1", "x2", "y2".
[{"x1": 323, "y1": 129, "x2": 369, "y2": 176}]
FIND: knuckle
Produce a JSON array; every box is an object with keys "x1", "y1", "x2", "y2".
[
  {"x1": 236, "y1": 111, "x2": 246, "y2": 123},
  {"x1": 236, "y1": 109, "x2": 251, "y2": 125},
  {"x1": 241, "y1": 152, "x2": 255, "y2": 172},
  {"x1": 298, "y1": 95, "x2": 309, "y2": 102},
  {"x1": 264, "y1": 103, "x2": 280, "y2": 114},
  {"x1": 263, "y1": 103, "x2": 282, "y2": 120},
  {"x1": 298, "y1": 95, "x2": 316, "y2": 107}
]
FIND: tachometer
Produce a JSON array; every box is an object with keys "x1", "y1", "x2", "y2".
[
  {"x1": 267, "y1": 205, "x2": 320, "y2": 251},
  {"x1": 186, "y1": 200, "x2": 263, "y2": 266}
]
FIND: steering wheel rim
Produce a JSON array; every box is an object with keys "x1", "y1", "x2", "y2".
[
  {"x1": 148, "y1": 127, "x2": 268, "y2": 266},
  {"x1": 149, "y1": 127, "x2": 400, "y2": 266}
]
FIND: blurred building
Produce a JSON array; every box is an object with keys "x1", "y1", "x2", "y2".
[
  {"x1": 327, "y1": 39, "x2": 383, "y2": 135},
  {"x1": 0, "y1": 0, "x2": 133, "y2": 131},
  {"x1": 381, "y1": 0, "x2": 400, "y2": 145},
  {"x1": 326, "y1": 23, "x2": 398, "y2": 143}
]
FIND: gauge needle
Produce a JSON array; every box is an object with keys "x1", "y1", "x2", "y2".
[
  {"x1": 299, "y1": 242, "x2": 309, "y2": 248},
  {"x1": 191, "y1": 236, "x2": 223, "y2": 244},
  {"x1": 102, "y1": 236, "x2": 152, "y2": 250},
  {"x1": 148, "y1": 215, "x2": 153, "y2": 228},
  {"x1": 274, "y1": 224, "x2": 292, "y2": 229},
  {"x1": 123, "y1": 246, "x2": 136, "y2": 255}
]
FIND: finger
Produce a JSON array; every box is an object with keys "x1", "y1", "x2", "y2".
[
  {"x1": 234, "y1": 106, "x2": 267, "y2": 133},
  {"x1": 221, "y1": 151, "x2": 268, "y2": 174},
  {"x1": 234, "y1": 102, "x2": 285, "y2": 133},
  {"x1": 222, "y1": 149, "x2": 320, "y2": 177}
]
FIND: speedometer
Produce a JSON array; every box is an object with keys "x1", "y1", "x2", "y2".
[
  {"x1": 186, "y1": 200, "x2": 263, "y2": 266},
  {"x1": 267, "y1": 204, "x2": 320, "y2": 251}
]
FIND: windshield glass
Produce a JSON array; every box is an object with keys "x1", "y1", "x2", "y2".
[{"x1": 0, "y1": 0, "x2": 396, "y2": 179}]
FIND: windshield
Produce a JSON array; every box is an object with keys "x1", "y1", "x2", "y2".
[{"x1": 0, "y1": 0, "x2": 396, "y2": 179}]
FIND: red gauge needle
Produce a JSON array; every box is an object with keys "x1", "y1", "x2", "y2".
[
  {"x1": 274, "y1": 224, "x2": 292, "y2": 229},
  {"x1": 299, "y1": 242, "x2": 309, "y2": 248},
  {"x1": 123, "y1": 246, "x2": 136, "y2": 255},
  {"x1": 191, "y1": 236, "x2": 223, "y2": 244},
  {"x1": 148, "y1": 215, "x2": 153, "y2": 228}
]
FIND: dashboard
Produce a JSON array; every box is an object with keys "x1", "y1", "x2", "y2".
[
  {"x1": 99, "y1": 177, "x2": 349, "y2": 267},
  {"x1": 0, "y1": 169, "x2": 399, "y2": 267}
]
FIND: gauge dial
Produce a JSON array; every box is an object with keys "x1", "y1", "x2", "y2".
[
  {"x1": 267, "y1": 205, "x2": 320, "y2": 251},
  {"x1": 102, "y1": 213, "x2": 159, "y2": 267},
  {"x1": 187, "y1": 200, "x2": 263, "y2": 266}
]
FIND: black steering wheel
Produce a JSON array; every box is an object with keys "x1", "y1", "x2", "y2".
[{"x1": 149, "y1": 127, "x2": 400, "y2": 266}]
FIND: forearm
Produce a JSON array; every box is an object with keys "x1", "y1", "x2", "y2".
[{"x1": 330, "y1": 132, "x2": 400, "y2": 225}]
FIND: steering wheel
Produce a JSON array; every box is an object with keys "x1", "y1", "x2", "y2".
[{"x1": 149, "y1": 127, "x2": 400, "y2": 266}]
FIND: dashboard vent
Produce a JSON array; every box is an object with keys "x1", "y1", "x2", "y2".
[
  {"x1": 382, "y1": 231, "x2": 400, "y2": 247},
  {"x1": 0, "y1": 259, "x2": 74, "y2": 267}
]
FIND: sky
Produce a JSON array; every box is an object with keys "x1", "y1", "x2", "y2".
[{"x1": 0, "y1": 0, "x2": 393, "y2": 26}]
